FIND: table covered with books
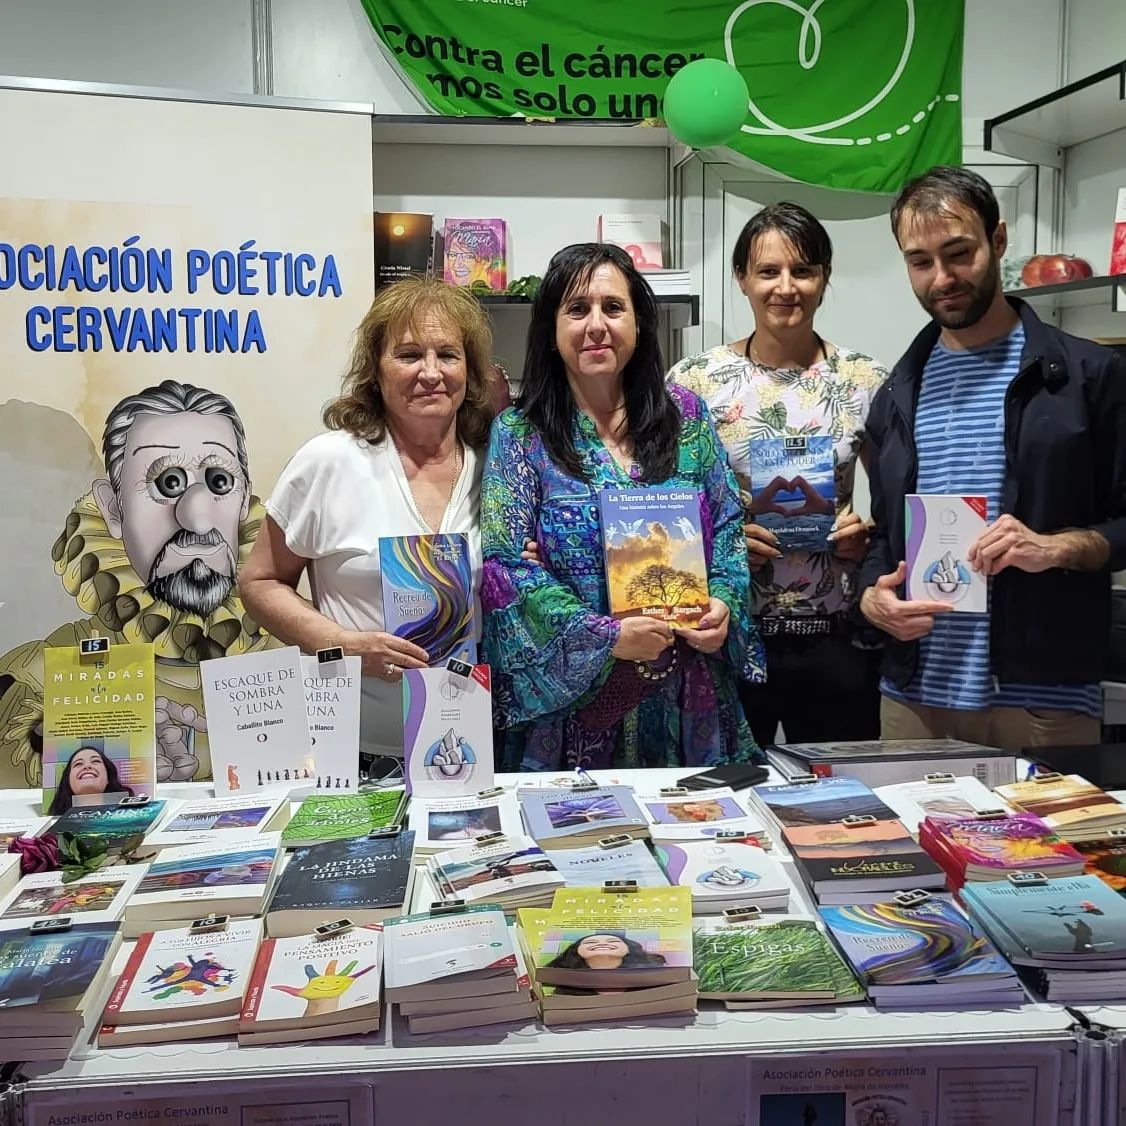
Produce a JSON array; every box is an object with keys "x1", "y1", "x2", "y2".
[{"x1": 2, "y1": 740, "x2": 1121, "y2": 1126}]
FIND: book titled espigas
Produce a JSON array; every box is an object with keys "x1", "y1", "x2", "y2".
[
  {"x1": 379, "y1": 534, "x2": 476, "y2": 666},
  {"x1": 598, "y1": 488, "x2": 709, "y2": 627}
]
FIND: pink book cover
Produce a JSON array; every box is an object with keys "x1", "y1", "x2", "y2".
[
  {"x1": 928, "y1": 813, "x2": 1083, "y2": 871},
  {"x1": 443, "y1": 219, "x2": 507, "y2": 290},
  {"x1": 1111, "y1": 188, "x2": 1126, "y2": 275}
]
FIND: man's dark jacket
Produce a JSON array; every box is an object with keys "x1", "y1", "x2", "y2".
[{"x1": 859, "y1": 298, "x2": 1126, "y2": 688}]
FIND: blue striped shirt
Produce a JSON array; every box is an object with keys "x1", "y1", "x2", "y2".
[{"x1": 882, "y1": 325, "x2": 1101, "y2": 717}]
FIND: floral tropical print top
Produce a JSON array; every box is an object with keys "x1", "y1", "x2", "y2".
[
  {"x1": 480, "y1": 384, "x2": 765, "y2": 772},
  {"x1": 668, "y1": 345, "x2": 889, "y2": 618}
]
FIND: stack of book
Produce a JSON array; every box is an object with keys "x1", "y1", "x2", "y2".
[
  {"x1": 0, "y1": 864, "x2": 147, "y2": 931},
  {"x1": 425, "y1": 834, "x2": 566, "y2": 912},
  {"x1": 874, "y1": 773, "x2": 1011, "y2": 834},
  {"x1": 754, "y1": 777, "x2": 945, "y2": 904},
  {"x1": 265, "y1": 831, "x2": 414, "y2": 938},
  {"x1": 994, "y1": 771, "x2": 1126, "y2": 843},
  {"x1": 145, "y1": 793, "x2": 290, "y2": 850},
  {"x1": 122, "y1": 834, "x2": 282, "y2": 937},
  {"x1": 99, "y1": 917, "x2": 263, "y2": 1045},
  {"x1": 519, "y1": 785, "x2": 649, "y2": 851},
  {"x1": 407, "y1": 791, "x2": 522, "y2": 855},
  {"x1": 962, "y1": 874, "x2": 1126, "y2": 1002},
  {"x1": 654, "y1": 838, "x2": 790, "y2": 914},
  {"x1": 238, "y1": 922, "x2": 384, "y2": 1044},
  {"x1": 281, "y1": 789, "x2": 405, "y2": 849},
  {"x1": 549, "y1": 839, "x2": 671, "y2": 890},
  {"x1": 693, "y1": 915, "x2": 863, "y2": 1009},
  {"x1": 818, "y1": 893, "x2": 1023, "y2": 1009},
  {"x1": 1074, "y1": 839, "x2": 1126, "y2": 895},
  {"x1": 919, "y1": 812, "x2": 1086, "y2": 890},
  {"x1": 0, "y1": 920, "x2": 122, "y2": 1060},
  {"x1": 384, "y1": 905, "x2": 536, "y2": 1033},
  {"x1": 635, "y1": 786, "x2": 768, "y2": 846},
  {"x1": 517, "y1": 905, "x2": 697, "y2": 1027}
]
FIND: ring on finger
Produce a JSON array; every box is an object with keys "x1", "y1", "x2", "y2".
[{"x1": 385, "y1": 662, "x2": 400, "y2": 676}]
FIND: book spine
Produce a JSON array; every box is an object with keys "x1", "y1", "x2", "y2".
[
  {"x1": 240, "y1": 937, "x2": 276, "y2": 1023},
  {"x1": 103, "y1": 931, "x2": 151, "y2": 1019}
]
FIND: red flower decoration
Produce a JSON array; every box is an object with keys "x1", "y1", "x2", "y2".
[{"x1": 8, "y1": 833, "x2": 61, "y2": 876}]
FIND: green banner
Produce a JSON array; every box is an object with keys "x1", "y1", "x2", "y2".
[{"x1": 361, "y1": 0, "x2": 963, "y2": 194}]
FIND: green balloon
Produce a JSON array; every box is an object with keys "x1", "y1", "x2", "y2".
[{"x1": 663, "y1": 58, "x2": 750, "y2": 149}]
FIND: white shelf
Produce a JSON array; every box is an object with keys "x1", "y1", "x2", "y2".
[
  {"x1": 1005, "y1": 273, "x2": 1126, "y2": 307},
  {"x1": 372, "y1": 114, "x2": 671, "y2": 148},
  {"x1": 984, "y1": 60, "x2": 1126, "y2": 166}
]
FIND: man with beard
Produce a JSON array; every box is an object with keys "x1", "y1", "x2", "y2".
[
  {"x1": 859, "y1": 166, "x2": 1126, "y2": 750},
  {"x1": 0, "y1": 380, "x2": 276, "y2": 784}
]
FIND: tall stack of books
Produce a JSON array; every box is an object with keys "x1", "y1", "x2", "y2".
[
  {"x1": 753, "y1": 777, "x2": 945, "y2": 904},
  {"x1": 384, "y1": 905, "x2": 535, "y2": 1033},
  {"x1": 994, "y1": 771, "x2": 1126, "y2": 843},
  {"x1": 963, "y1": 874, "x2": 1126, "y2": 1002}
]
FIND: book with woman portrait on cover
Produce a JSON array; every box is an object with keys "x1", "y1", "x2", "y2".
[{"x1": 598, "y1": 488, "x2": 709, "y2": 627}]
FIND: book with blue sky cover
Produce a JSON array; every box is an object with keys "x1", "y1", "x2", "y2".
[
  {"x1": 753, "y1": 776, "x2": 896, "y2": 828},
  {"x1": 598, "y1": 487, "x2": 709, "y2": 627},
  {"x1": 749, "y1": 435, "x2": 835, "y2": 552},
  {"x1": 379, "y1": 534, "x2": 476, "y2": 666}
]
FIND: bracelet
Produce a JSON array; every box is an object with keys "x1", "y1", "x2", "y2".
[{"x1": 635, "y1": 645, "x2": 679, "y2": 681}]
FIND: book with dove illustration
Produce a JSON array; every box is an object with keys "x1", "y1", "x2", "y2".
[
  {"x1": 598, "y1": 488, "x2": 709, "y2": 627},
  {"x1": 905, "y1": 495, "x2": 988, "y2": 614},
  {"x1": 238, "y1": 923, "x2": 384, "y2": 1043},
  {"x1": 749, "y1": 435, "x2": 835, "y2": 552}
]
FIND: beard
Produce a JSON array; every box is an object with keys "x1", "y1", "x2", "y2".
[
  {"x1": 921, "y1": 253, "x2": 1000, "y2": 330},
  {"x1": 146, "y1": 530, "x2": 234, "y2": 616}
]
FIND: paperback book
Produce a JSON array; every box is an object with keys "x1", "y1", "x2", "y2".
[
  {"x1": 402, "y1": 664, "x2": 493, "y2": 798},
  {"x1": 597, "y1": 213, "x2": 665, "y2": 270},
  {"x1": 905, "y1": 494, "x2": 989, "y2": 613},
  {"x1": 635, "y1": 786, "x2": 767, "y2": 843},
  {"x1": 103, "y1": 918, "x2": 262, "y2": 1025},
  {"x1": 753, "y1": 775, "x2": 897, "y2": 828},
  {"x1": 202, "y1": 646, "x2": 314, "y2": 796},
  {"x1": 281, "y1": 789, "x2": 406, "y2": 848},
  {"x1": 535, "y1": 886, "x2": 693, "y2": 990},
  {"x1": 818, "y1": 896, "x2": 1021, "y2": 1007},
  {"x1": 519, "y1": 785, "x2": 649, "y2": 850},
  {"x1": 749, "y1": 435, "x2": 836, "y2": 553},
  {"x1": 373, "y1": 211, "x2": 433, "y2": 288},
  {"x1": 550, "y1": 840, "x2": 671, "y2": 890},
  {"x1": 41, "y1": 641, "x2": 156, "y2": 815},
  {"x1": 655, "y1": 839, "x2": 790, "y2": 912},
  {"x1": 1111, "y1": 187, "x2": 1126, "y2": 276},
  {"x1": 994, "y1": 772, "x2": 1126, "y2": 842},
  {"x1": 598, "y1": 488, "x2": 709, "y2": 627},
  {"x1": 407, "y1": 790, "x2": 521, "y2": 853},
  {"x1": 46, "y1": 800, "x2": 168, "y2": 850},
  {"x1": 426, "y1": 835, "x2": 565, "y2": 911},
  {"x1": 0, "y1": 818, "x2": 53, "y2": 848},
  {"x1": 300, "y1": 654, "x2": 362, "y2": 792},
  {"x1": 0, "y1": 864, "x2": 145, "y2": 929},
  {"x1": 1076, "y1": 840, "x2": 1126, "y2": 894},
  {"x1": 693, "y1": 916, "x2": 862, "y2": 1006},
  {"x1": 380, "y1": 534, "x2": 476, "y2": 667},
  {"x1": 442, "y1": 217, "x2": 507, "y2": 290},
  {"x1": 239, "y1": 922, "x2": 384, "y2": 1041},
  {"x1": 265, "y1": 832, "x2": 414, "y2": 938},
  {"x1": 874, "y1": 775, "x2": 1010, "y2": 835},
  {"x1": 124, "y1": 835, "x2": 282, "y2": 934},
  {"x1": 145, "y1": 793, "x2": 290, "y2": 850}
]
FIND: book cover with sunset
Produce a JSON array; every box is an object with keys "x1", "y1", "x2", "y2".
[
  {"x1": 373, "y1": 211, "x2": 433, "y2": 289},
  {"x1": 598, "y1": 488, "x2": 709, "y2": 627}
]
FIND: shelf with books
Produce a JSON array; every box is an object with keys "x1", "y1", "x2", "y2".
[
  {"x1": 983, "y1": 59, "x2": 1126, "y2": 166},
  {"x1": 1004, "y1": 272, "x2": 1126, "y2": 307},
  {"x1": 372, "y1": 114, "x2": 671, "y2": 148},
  {"x1": 477, "y1": 292, "x2": 699, "y2": 328}
]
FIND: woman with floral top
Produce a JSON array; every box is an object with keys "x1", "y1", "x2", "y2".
[
  {"x1": 668, "y1": 202, "x2": 889, "y2": 745},
  {"x1": 481, "y1": 243, "x2": 765, "y2": 771}
]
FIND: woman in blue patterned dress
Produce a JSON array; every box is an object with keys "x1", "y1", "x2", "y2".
[{"x1": 480, "y1": 243, "x2": 765, "y2": 772}]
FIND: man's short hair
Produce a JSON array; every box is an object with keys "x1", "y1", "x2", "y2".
[
  {"x1": 890, "y1": 165, "x2": 1001, "y2": 245},
  {"x1": 102, "y1": 380, "x2": 250, "y2": 492}
]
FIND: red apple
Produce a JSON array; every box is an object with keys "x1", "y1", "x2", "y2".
[
  {"x1": 1021, "y1": 255, "x2": 1047, "y2": 286},
  {"x1": 1069, "y1": 256, "x2": 1094, "y2": 278}
]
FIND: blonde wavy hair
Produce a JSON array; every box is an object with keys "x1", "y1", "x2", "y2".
[{"x1": 324, "y1": 277, "x2": 496, "y2": 447}]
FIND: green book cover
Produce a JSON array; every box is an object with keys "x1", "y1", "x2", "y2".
[
  {"x1": 693, "y1": 917, "x2": 861, "y2": 1000},
  {"x1": 281, "y1": 789, "x2": 405, "y2": 846}
]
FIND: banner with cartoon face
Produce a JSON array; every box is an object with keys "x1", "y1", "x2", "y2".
[{"x1": 0, "y1": 88, "x2": 375, "y2": 784}]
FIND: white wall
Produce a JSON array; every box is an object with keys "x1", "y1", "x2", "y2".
[{"x1": 0, "y1": 0, "x2": 254, "y2": 93}]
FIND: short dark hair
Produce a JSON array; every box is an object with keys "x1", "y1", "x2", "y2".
[
  {"x1": 731, "y1": 202, "x2": 833, "y2": 280},
  {"x1": 518, "y1": 243, "x2": 680, "y2": 483},
  {"x1": 891, "y1": 165, "x2": 1000, "y2": 244}
]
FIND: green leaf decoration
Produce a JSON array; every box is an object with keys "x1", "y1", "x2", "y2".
[
  {"x1": 505, "y1": 275, "x2": 541, "y2": 298},
  {"x1": 754, "y1": 402, "x2": 788, "y2": 433}
]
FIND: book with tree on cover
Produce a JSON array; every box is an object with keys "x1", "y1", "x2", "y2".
[{"x1": 598, "y1": 488, "x2": 709, "y2": 628}]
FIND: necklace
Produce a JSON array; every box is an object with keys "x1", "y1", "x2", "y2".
[
  {"x1": 389, "y1": 433, "x2": 463, "y2": 533},
  {"x1": 744, "y1": 331, "x2": 828, "y2": 370}
]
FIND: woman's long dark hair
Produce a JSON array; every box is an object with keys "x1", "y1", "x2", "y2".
[
  {"x1": 546, "y1": 931, "x2": 667, "y2": 970},
  {"x1": 48, "y1": 745, "x2": 135, "y2": 815},
  {"x1": 518, "y1": 243, "x2": 680, "y2": 482}
]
